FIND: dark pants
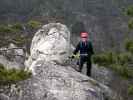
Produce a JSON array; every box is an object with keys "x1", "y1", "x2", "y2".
[{"x1": 78, "y1": 56, "x2": 92, "y2": 77}]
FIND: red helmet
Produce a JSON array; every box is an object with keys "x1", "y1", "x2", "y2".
[{"x1": 80, "y1": 32, "x2": 88, "y2": 38}]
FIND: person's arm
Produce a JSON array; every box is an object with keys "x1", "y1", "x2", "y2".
[{"x1": 73, "y1": 42, "x2": 80, "y2": 55}]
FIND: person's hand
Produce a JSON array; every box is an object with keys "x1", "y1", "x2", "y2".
[
  {"x1": 71, "y1": 55, "x2": 75, "y2": 59},
  {"x1": 69, "y1": 54, "x2": 75, "y2": 59}
]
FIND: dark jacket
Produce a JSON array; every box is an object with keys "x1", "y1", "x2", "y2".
[{"x1": 73, "y1": 40, "x2": 94, "y2": 58}]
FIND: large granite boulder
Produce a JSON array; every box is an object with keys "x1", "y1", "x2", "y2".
[
  {"x1": 25, "y1": 23, "x2": 71, "y2": 74},
  {"x1": 0, "y1": 23, "x2": 118, "y2": 100}
]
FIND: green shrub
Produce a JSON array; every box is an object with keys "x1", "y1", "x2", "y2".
[
  {"x1": 92, "y1": 52, "x2": 116, "y2": 66},
  {"x1": 93, "y1": 51, "x2": 132, "y2": 67},
  {"x1": 118, "y1": 53, "x2": 133, "y2": 65},
  {"x1": 93, "y1": 51, "x2": 133, "y2": 79},
  {"x1": 126, "y1": 5, "x2": 133, "y2": 16},
  {"x1": 27, "y1": 20, "x2": 42, "y2": 29},
  {"x1": 0, "y1": 64, "x2": 32, "y2": 85},
  {"x1": 0, "y1": 24, "x2": 22, "y2": 34},
  {"x1": 128, "y1": 85, "x2": 133, "y2": 95},
  {"x1": 125, "y1": 39, "x2": 133, "y2": 53},
  {"x1": 11, "y1": 23, "x2": 23, "y2": 31},
  {"x1": 118, "y1": 65, "x2": 133, "y2": 79},
  {"x1": 128, "y1": 19, "x2": 133, "y2": 29},
  {"x1": 0, "y1": 63, "x2": 5, "y2": 70},
  {"x1": 0, "y1": 25, "x2": 16, "y2": 33},
  {"x1": 110, "y1": 64, "x2": 133, "y2": 79},
  {"x1": 92, "y1": 54, "x2": 107, "y2": 66},
  {"x1": 12, "y1": 35, "x2": 27, "y2": 46}
]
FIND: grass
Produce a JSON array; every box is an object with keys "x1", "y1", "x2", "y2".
[{"x1": 0, "y1": 63, "x2": 32, "y2": 85}]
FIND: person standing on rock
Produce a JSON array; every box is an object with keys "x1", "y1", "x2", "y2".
[{"x1": 72, "y1": 32, "x2": 94, "y2": 76}]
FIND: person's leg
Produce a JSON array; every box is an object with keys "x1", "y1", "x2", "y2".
[
  {"x1": 79, "y1": 57, "x2": 84, "y2": 72},
  {"x1": 87, "y1": 58, "x2": 92, "y2": 76}
]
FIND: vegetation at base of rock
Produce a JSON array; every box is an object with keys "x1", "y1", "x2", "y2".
[
  {"x1": 0, "y1": 22, "x2": 30, "y2": 47},
  {"x1": 93, "y1": 55, "x2": 133, "y2": 79},
  {"x1": 0, "y1": 25, "x2": 18, "y2": 33},
  {"x1": 92, "y1": 39, "x2": 133, "y2": 79},
  {"x1": 0, "y1": 34, "x2": 28, "y2": 47},
  {"x1": 126, "y1": 5, "x2": 133, "y2": 17},
  {"x1": 128, "y1": 18, "x2": 133, "y2": 29},
  {"x1": 0, "y1": 20, "x2": 41, "y2": 48},
  {"x1": 128, "y1": 85, "x2": 133, "y2": 95},
  {"x1": 12, "y1": 35, "x2": 28, "y2": 46},
  {"x1": 0, "y1": 23, "x2": 24, "y2": 34},
  {"x1": 111, "y1": 64, "x2": 133, "y2": 79},
  {"x1": 27, "y1": 20, "x2": 42, "y2": 29},
  {"x1": 92, "y1": 52, "x2": 116, "y2": 66},
  {"x1": 92, "y1": 38, "x2": 133, "y2": 97},
  {"x1": 10, "y1": 23, "x2": 24, "y2": 31},
  {"x1": 0, "y1": 63, "x2": 32, "y2": 85},
  {"x1": 125, "y1": 39, "x2": 133, "y2": 53}
]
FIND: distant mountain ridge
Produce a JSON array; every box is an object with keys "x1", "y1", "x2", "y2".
[
  {"x1": 0, "y1": 0, "x2": 133, "y2": 52},
  {"x1": 0, "y1": 0, "x2": 133, "y2": 17}
]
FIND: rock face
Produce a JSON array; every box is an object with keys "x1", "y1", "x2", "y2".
[
  {"x1": 91, "y1": 64, "x2": 133, "y2": 100},
  {"x1": 0, "y1": 43, "x2": 25, "y2": 69},
  {"x1": 91, "y1": 64, "x2": 114, "y2": 86},
  {"x1": 24, "y1": 23, "x2": 116, "y2": 100},
  {"x1": 1, "y1": 23, "x2": 118, "y2": 100}
]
